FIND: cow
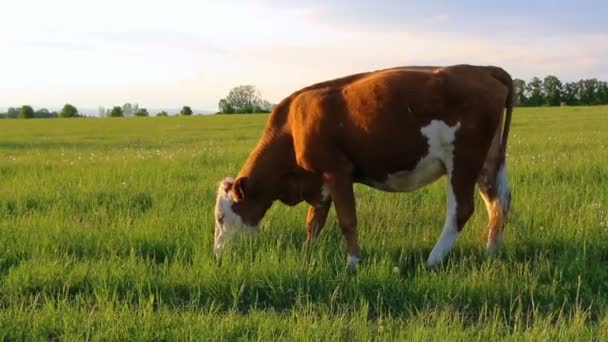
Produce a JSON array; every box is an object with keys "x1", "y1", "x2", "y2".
[{"x1": 214, "y1": 64, "x2": 513, "y2": 271}]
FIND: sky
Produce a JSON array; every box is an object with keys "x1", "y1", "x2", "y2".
[{"x1": 1, "y1": 0, "x2": 607, "y2": 113}]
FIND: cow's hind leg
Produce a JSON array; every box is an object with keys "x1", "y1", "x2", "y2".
[
  {"x1": 426, "y1": 170, "x2": 476, "y2": 268},
  {"x1": 306, "y1": 199, "x2": 332, "y2": 242},
  {"x1": 478, "y1": 162, "x2": 511, "y2": 253}
]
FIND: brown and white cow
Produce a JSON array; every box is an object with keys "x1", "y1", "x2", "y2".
[{"x1": 214, "y1": 64, "x2": 513, "y2": 270}]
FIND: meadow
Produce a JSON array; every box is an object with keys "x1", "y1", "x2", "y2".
[{"x1": 1, "y1": 106, "x2": 607, "y2": 340}]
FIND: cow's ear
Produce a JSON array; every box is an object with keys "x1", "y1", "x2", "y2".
[
  {"x1": 220, "y1": 177, "x2": 234, "y2": 194},
  {"x1": 233, "y1": 177, "x2": 248, "y2": 201}
]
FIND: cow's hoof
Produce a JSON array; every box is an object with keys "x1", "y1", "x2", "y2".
[
  {"x1": 486, "y1": 236, "x2": 504, "y2": 254},
  {"x1": 346, "y1": 255, "x2": 363, "y2": 273},
  {"x1": 425, "y1": 253, "x2": 443, "y2": 268}
]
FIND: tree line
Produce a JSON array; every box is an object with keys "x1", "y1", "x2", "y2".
[
  {"x1": 514, "y1": 76, "x2": 608, "y2": 106},
  {"x1": 99, "y1": 103, "x2": 193, "y2": 117},
  {"x1": 0, "y1": 104, "x2": 78, "y2": 119},
  {"x1": 0, "y1": 103, "x2": 194, "y2": 119},
  {"x1": 3, "y1": 77, "x2": 607, "y2": 119}
]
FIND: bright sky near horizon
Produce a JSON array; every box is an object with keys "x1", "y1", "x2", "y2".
[{"x1": 2, "y1": 0, "x2": 607, "y2": 112}]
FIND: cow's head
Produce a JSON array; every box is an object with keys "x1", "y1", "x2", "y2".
[{"x1": 213, "y1": 177, "x2": 262, "y2": 257}]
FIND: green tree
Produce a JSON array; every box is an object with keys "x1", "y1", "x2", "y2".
[
  {"x1": 525, "y1": 77, "x2": 544, "y2": 106},
  {"x1": 7, "y1": 107, "x2": 19, "y2": 118},
  {"x1": 229, "y1": 85, "x2": 257, "y2": 113},
  {"x1": 542, "y1": 75, "x2": 562, "y2": 106},
  {"x1": 597, "y1": 81, "x2": 608, "y2": 104},
  {"x1": 109, "y1": 106, "x2": 124, "y2": 117},
  {"x1": 59, "y1": 103, "x2": 79, "y2": 118},
  {"x1": 218, "y1": 98, "x2": 235, "y2": 114},
  {"x1": 561, "y1": 82, "x2": 579, "y2": 105},
  {"x1": 579, "y1": 79, "x2": 599, "y2": 105},
  {"x1": 513, "y1": 79, "x2": 527, "y2": 106},
  {"x1": 134, "y1": 108, "x2": 149, "y2": 117},
  {"x1": 122, "y1": 103, "x2": 139, "y2": 117},
  {"x1": 156, "y1": 111, "x2": 169, "y2": 117},
  {"x1": 35, "y1": 108, "x2": 54, "y2": 118},
  {"x1": 18, "y1": 105, "x2": 34, "y2": 119},
  {"x1": 218, "y1": 85, "x2": 272, "y2": 113},
  {"x1": 180, "y1": 106, "x2": 193, "y2": 116},
  {"x1": 253, "y1": 99, "x2": 273, "y2": 113}
]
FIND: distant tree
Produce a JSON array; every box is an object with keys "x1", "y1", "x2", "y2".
[
  {"x1": 217, "y1": 85, "x2": 272, "y2": 114},
  {"x1": 156, "y1": 111, "x2": 169, "y2": 117},
  {"x1": 513, "y1": 79, "x2": 527, "y2": 106},
  {"x1": 118, "y1": 103, "x2": 140, "y2": 117},
  {"x1": 218, "y1": 98, "x2": 235, "y2": 114},
  {"x1": 18, "y1": 105, "x2": 34, "y2": 119},
  {"x1": 589, "y1": 79, "x2": 602, "y2": 104},
  {"x1": 59, "y1": 103, "x2": 79, "y2": 118},
  {"x1": 7, "y1": 107, "x2": 19, "y2": 118},
  {"x1": 34, "y1": 108, "x2": 55, "y2": 118},
  {"x1": 98, "y1": 106, "x2": 106, "y2": 117},
  {"x1": 253, "y1": 99, "x2": 274, "y2": 113},
  {"x1": 180, "y1": 106, "x2": 193, "y2": 116},
  {"x1": 561, "y1": 82, "x2": 579, "y2": 105},
  {"x1": 109, "y1": 106, "x2": 124, "y2": 117},
  {"x1": 542, "y1": 75, "x2": 562, "y2": 106},
  {"x1": 525, "y1": 77, "x2": 544, "y2": 106},
  {"x1": 134, "y1": 108, "x2": 149, "y2": 117},
  {"x1": 597, "y1": 81, "x2": 608, "y2": 105},
  {"x1": 229, "y1": 85, "x2": 257, "y2": 113},
  {"x1": 580, "y1": 79, "x2": 600, "y2": 105},
  {"x1": 122, "y1": 103, "x2": 134, "y2": 117}
]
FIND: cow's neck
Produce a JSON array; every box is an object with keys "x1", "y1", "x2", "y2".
[{"x1": 236, "y1": 128, "x2": 295, "y2": 216}]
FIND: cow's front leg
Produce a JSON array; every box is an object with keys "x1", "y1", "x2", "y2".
[
  {"x1": 306, "y1": 199, "x2": 332, "y2": 242},
  {"x1": 322, "y1": 172, "x2": 361, "y2": 272}
]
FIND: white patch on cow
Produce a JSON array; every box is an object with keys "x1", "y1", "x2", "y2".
[
  {"x1": 420, "y1": 120, "x2": 461, "y2": 267},
  {"x1": 427, "y1": 184, "x2": 459, "y2": 267},
  {"x1": 420, "y1": 120, "x2": 460, "y2": 175},
  {"x1": 371, "y1": 120, "x2": 461, "y2": 192},
  {"x1": 214, "y1": 177, "x2": 257, "y2": 256}
]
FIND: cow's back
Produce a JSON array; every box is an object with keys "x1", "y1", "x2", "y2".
[{"x1": 287, "y1": 65, "x2": 510, "y2": 182}]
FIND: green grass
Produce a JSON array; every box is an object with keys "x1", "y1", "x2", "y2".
[{"x1": 1, "y1": 107, "x2": 608, "y2": 340}]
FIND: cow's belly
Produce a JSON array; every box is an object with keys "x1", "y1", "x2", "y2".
[{"x1": 363, "y1": 157, "x2": 445, "y2": 192}]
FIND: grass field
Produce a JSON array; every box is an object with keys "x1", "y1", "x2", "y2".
[{"x1": 1, "y1": 106, "x2": 608, "y2": 340}]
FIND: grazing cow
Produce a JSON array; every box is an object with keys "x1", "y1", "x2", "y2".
[{"x1": 214, "y1": 64, "x2": 513, "y2": 270}]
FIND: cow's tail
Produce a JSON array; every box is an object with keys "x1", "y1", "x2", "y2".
[
  {"x1": 482, "y1": 67, "x2": 514, "y2": 252},
  {"x1": 490, "y1": 67, "x2": 514, "y2": 161},
  {"x1": 500, "y1": 76, "x2": 513, "y2": 159}
]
